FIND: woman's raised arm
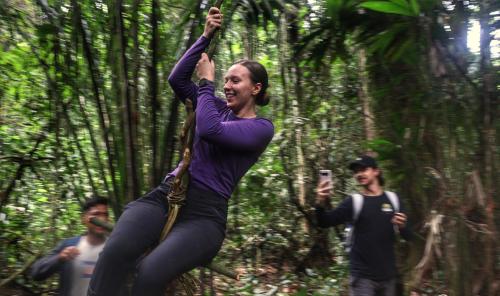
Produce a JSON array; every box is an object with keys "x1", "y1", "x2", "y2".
[
  {"x1": 167, "y1": 36, "x2": 209, "y2": 106},
  {"x1": 168, "y1": 7, "x2": 222, "y2": 107}
]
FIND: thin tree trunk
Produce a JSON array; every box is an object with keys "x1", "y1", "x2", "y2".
[
  {"x1": 148, "y1": 0, "x2": 161, "y2": 186},
  {"x1": 450, "y1": 0, "x2": 469, "y2": 69},
  {"x1": 0, "y1": 254, "x2": 41, "y2": 288},
  {"x1": 358, "y1": 48, "x2": 377, "y2": 150},
  {"x1": 130, "y1": 0, "x2": 144, "y2": 194},
  {"x1": 286, "y1": 9, "x2": 303, "y2": 112},
  {"x1": 73, "y1": 0, "x2": 120, "y2": 215},
  {"x1": 278, "y1": 15, "x2": 290, "y2": 118},
  {"x1": 231, "y1": 185, "x2": 241, "y2": 239},
  {"x1": 209, "y1": 269, "x2": 216, "y2": 296},
  {"x1": 287, "y1": 10, "x2": 307, "y2": 226},
  {"x1": 0, "y1": 135, "x2": 47, "y2": 210},
  {"x1": 160, "y1": 0, "x2": 203, "y2": 178},
  {"x1": 63, "y1": 106, "x2": 98, "y2": 197},
  {"x1": 294, "y1": 119, "x2": 307, "y2": 219},
  {"x1": 69, "y1": 0, "x2": 112, "y2": 201},
  {"x1": 112, "y1": 0, "x2": 140, "y2": 202},
  {"x1": 242, "y1": 24, "x2": 254, "y2": 59},
  {"x1": 477, "y1": 1, "x2": 498, "y2": 294}
]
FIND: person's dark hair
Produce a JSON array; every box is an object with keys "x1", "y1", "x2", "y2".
[
  {"x1": 82, "y1": 196, "x2": 108, "y2": 213},
  {"x1": 377, "y1": 171, "x2": 385, "y2": 186},
  {"x1": 234, "y1": 59, "x2": 270, "y2": 106}
]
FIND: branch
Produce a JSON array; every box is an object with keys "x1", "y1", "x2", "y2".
[
  {"x1": 0, "y1": 253, "x2": 42, "y2": 288},
  {"x1": 0, "y1": 131, "x2": 49, "y2": 210},
  {"x1": 0, "y1": 155, "x2": 55, "y2": 163},
  {"x1": 278, "y1": 143, "x2": 315, "y2": 225},
  {"x1": 434, "y1": 40, "x2": 481, "y2": 93},
  {"x1": 1, "y1": 229, "x2": 37, "y2": 255},
  {"x1": 207, "y1": 262, "x2": 241, "y2": 280}
]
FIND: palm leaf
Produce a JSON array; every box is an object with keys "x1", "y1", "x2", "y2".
[{"x1": 359, "y1": 1, "x2": 415, "y2": 16}]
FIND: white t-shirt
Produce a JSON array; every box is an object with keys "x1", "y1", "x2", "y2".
[{"x1": 70, "y1": 236, "x2": 105, "y2": 296}]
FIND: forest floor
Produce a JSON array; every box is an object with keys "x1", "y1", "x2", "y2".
[{"x1": 0, "y1": 285, "x2": 35, "y2": 296}]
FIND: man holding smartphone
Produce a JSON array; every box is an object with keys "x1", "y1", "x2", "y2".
[{"x1": 315, "y1": 155, "x2": 411, "y2": 296}]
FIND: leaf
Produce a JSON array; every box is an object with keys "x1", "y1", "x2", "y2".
[
  {"x1": 359, "y1": 1, "x2": 414, "y2": 16},
  {"x1": 368, "y1": 29, "x2": 398, "y2": 54},
  {"x1": 365, "y1": 138, "x2": 399, "y2": 158},
  {"x1": 327, "y1": 0, "x2": 358, "y2": 17},
  {"x1": 409, "y1": 0, "x2": 420, "y2": 15},
  {"x1": 389, "y1": 0, "x2": 409, "y2": 9},
  {"x1": 293, "y1": 288, "x2": 308, "y2": 296},
  {"x1": 327, "y1": 0, "x2": 342, "y2": 15},
  {"x1": 389, "y1": 38, "x2": 414, "y2": 62},
  {"x1": 36, "y1": 197, "x2": 48, "y2": 203}
]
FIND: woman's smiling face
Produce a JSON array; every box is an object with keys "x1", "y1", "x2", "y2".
[{"x1": 223, "y1": 64, "x2": 261, "y2": 113}]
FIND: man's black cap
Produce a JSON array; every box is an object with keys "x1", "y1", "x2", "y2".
[{"x1": 348, "y1": 155, "x2": 378, "y2": 170}]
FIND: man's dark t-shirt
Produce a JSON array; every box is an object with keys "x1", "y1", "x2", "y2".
[{"x1": 316, "y1": 193, "x2": 411, "y2": 280}]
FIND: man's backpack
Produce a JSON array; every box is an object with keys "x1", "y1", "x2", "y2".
[{"x1": 343, "y1": 191, "x2": 400, "y2": 253}]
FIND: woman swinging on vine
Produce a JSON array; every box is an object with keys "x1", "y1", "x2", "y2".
[{"x1": 88, "y1": 6, "x2": 274, "y2": 296}]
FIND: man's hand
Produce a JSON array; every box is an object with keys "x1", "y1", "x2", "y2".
[
  {"x1": 58, "y1": 246, "x2": 80, "y2": 262},
  {"x1": 202, "y1": 7, "x2": 223, "y2": 39},
  {"x1": 196, "y1": 53, "x2": 215, "y2": 81},
  {"x1": 316, "y1": 180, "x2": 333, "y2": 206},
  {"x1": 391, "y1": 212, "x2": 407, "y2": 228}
]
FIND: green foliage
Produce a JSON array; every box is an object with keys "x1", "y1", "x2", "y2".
[
  {"x1": 359, "y1": 0, "x2": 418, "y2": 17},
  {"x1": 365, "y1": 138, "x2": 399, "y2": 159},
  {"x1": 0, "y1": 0, "x2": 497, "y2": 294}
]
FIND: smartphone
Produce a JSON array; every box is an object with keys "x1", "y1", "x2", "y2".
[{"x1": 319, "y1": 169, "x2": 332, "y2": 185}]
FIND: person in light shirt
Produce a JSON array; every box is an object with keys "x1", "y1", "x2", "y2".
[{"x1": 31, "y1": 197, "x2": 109, "y2": 296}]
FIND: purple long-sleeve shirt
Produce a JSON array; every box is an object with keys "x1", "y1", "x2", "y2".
[{"x1": 167, "y1": 36, "x2": 274, "y2": 198}]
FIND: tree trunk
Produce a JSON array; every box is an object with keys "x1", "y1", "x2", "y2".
[
  {"x1": 0, "y1": 136, "x2": 46, "y2": 211},
  {"x1": 285, "y1": 8, "x2": 307, "y2": 227},
  {"x1": 63, "y1": 104, "x2": 98, "y2": 197},
  {"x1": 148, "y1": 0, "x2": 160, "y2": 186},
  {"x1": 73, "y1": 0, "x2": 120, "y2": 216},
  {"x1": 450, "y1": 0, "x2": 469, "y2": 69},
  {"x1": 278, "y1": 14, "x2": 290, "y2": 118},
  {"x1": 358, "y1": 48, "x2": 376, "y2": 151},
  {"x1": 477, "y1": 1, "x2": 498, "y2": 294},
  {"x1": 111, "y1": 0, "x2": 140, "y2": 203},
  {"x1": 160, "y1": 0, "x2": 204, "y2": 178},
  {"x1": 130, "y1": 0, "x2": 144, "y2": 195}
]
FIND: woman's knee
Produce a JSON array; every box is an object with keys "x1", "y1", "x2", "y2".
[{"x1": 101, "y1": 203, "x2": 165, "y2": 263}]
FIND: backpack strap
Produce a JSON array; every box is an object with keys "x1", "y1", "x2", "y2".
[
  {"x1": 385, "y1": 191, "x2": 400, "y2": 213},
  {"x1": 385, "y1": 191, "x2": 401, "y2": 235},
  {"x1": 344, "y1": 193, "x2": 364, "y2": 253},
  {"x1": 351, "y1": 193, "x2": 364, "y2": 222}
]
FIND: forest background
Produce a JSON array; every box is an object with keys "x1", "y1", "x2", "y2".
[{"x1": 0, "y1": 0, "x2": 498, "y2": 295}]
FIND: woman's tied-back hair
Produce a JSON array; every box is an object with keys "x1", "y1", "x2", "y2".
[{"x1": 234, "y1": 60, "x2": 270, "y2": 106}]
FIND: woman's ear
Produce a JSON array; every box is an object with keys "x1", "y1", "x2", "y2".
[{"x1": 252, "y1": 83, "x2": 262, "y2": 96}]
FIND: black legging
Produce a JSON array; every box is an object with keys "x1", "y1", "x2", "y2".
[{"x1": 88, "y1": 181, "x2": 228, "y2": 296}]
